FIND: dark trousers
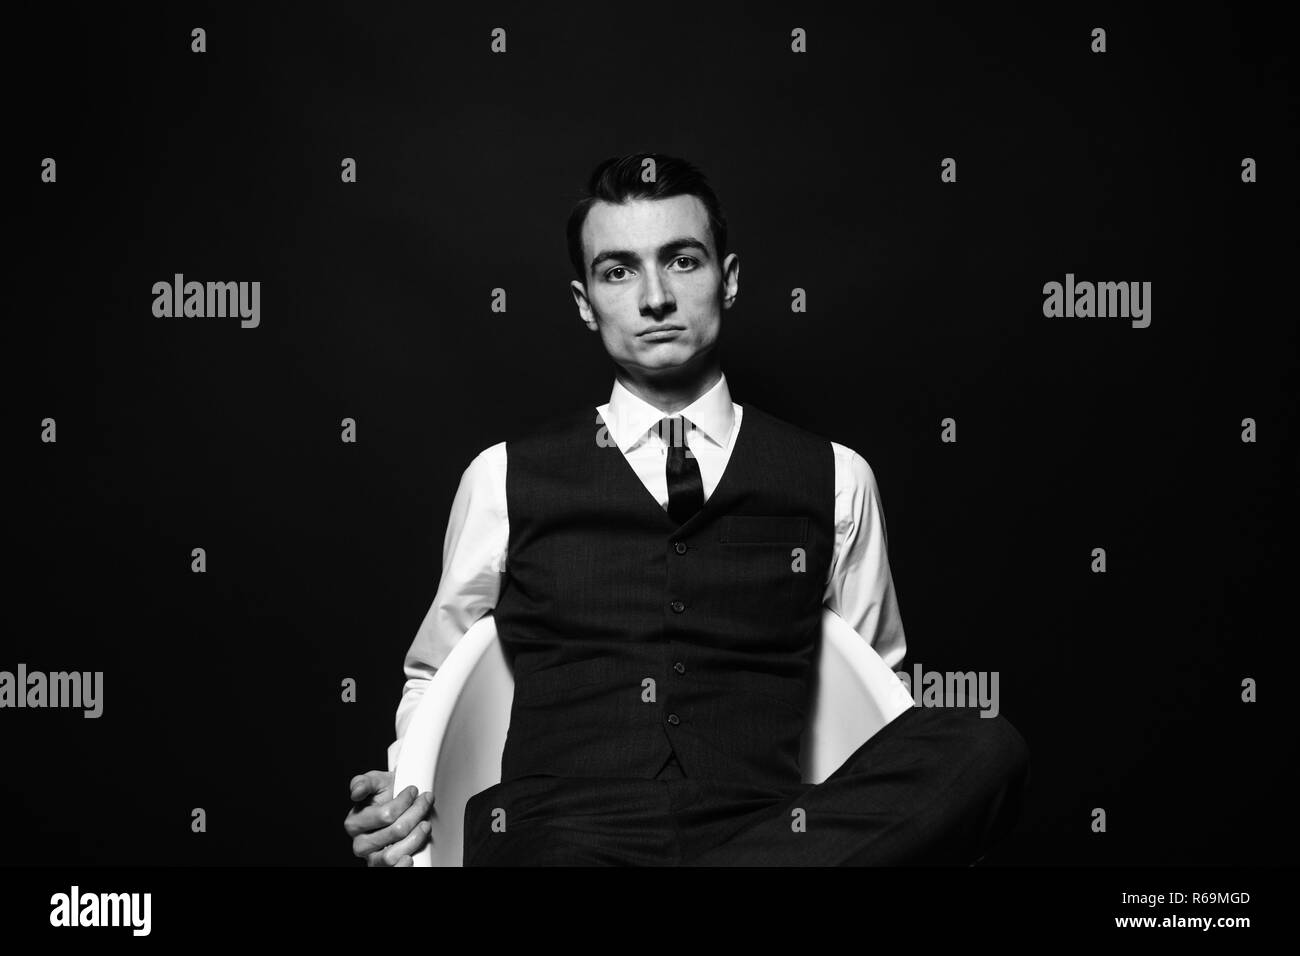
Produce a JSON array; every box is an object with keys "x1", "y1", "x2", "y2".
[{"x1": 462, "y1": 705, "x2": 1030, "y2": 866}]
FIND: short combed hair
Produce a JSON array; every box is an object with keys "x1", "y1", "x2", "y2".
[{"x1": 565, "y1": 153, "x2": 729, "y2": 283}]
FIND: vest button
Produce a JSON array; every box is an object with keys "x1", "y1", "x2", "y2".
[
  {"x1": 673, "y1": 541, "x2": 688, "y2": 555},
  {"x1": 673, "y1": 661, "x2": 686, "y2": 674},
  {"x1": 666, "y1": 713, "x2": 680, "y2": 725},
  {"x1": 669, "y1": 600, "x2": 685, "y2": 613}
]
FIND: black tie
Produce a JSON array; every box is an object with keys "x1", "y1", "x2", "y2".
[{"x1": 660, "y1": 416, "x2": 704, "y2": 525}]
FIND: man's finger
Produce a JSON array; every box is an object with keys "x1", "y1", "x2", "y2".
[
  {"x1": 352, "y1": 790, "x2": 433, "y2": 859},
  {"x1": 349, "y1": 769, "x2": 392, "y2": 802},
  {"x1": 380, "y1": 819, "x2": 432, "y2": 867},
  {"x1": 348, "y1": 787, "x2": 424, "y2": 851},
  {"x1": 344, "y1": 784, "x2": 415, "y2": 839}
]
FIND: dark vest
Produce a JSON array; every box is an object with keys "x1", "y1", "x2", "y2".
[{"x1": 494, "y1": 402, "x2": 835, "y2": 789}]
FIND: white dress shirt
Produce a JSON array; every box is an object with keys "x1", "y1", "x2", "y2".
[{"x1": 387, "y1": 372, "x2": 906, "y2": 771}]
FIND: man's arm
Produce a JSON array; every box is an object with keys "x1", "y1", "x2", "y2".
[
  {"x1": 344, "y1": 442, "x2": 508, "y2": 866},
  {"x1": 824, "y1": 443, "x2": 906, "y2": 669},
  {"x1": 387, "y1": 441, "x2": 509, "y2": 771}
]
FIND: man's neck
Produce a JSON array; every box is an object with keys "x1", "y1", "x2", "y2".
[{"x1": 615, "y1": 358, "x2": 723, "y2": 415}]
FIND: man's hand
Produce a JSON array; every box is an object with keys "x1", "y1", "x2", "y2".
[{"x1": 344, "y1": 770, "x2": 434, "y2": 866}]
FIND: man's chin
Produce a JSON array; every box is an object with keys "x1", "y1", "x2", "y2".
[{"x1": 634, "y1": 347, "x2": 700, "y2": 373}]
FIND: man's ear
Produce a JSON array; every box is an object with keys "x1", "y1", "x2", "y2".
[
  {"x1": 571, "y1": 279, "x2": 598, "y2": 330},
  {"x1": 721, "y1": 252, "x2": 740, "y2": 309}
]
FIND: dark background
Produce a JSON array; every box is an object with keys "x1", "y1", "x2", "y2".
[{"x1": 11, "y1": 2, "x2": 1297, "y2": 865}]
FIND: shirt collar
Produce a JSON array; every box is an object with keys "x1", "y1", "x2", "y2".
[{"x1": 604, "y1": 372, "x2": 735, "y2": 453}]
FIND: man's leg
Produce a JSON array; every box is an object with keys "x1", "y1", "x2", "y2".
[
  {"x1": 462, "y1": 774, "x2": 681, "y2": 866},
  {"x1": 681, "y1": 705, "x2": 1031, "y2": 866}
]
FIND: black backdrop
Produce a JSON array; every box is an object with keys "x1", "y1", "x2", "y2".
[{"x1": 12, "y1": 2, "x2": 1297, "y2": 866}]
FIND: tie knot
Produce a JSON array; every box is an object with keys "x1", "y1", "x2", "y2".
[{"x1": 655, "y1": 416, "x2": 691, "y2": 449}]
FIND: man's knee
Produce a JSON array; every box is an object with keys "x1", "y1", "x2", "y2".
[
  {"x1": 961, "y1": 711, "x2": 1031, "y2": 847},
  {"x1": 945, "y1": 708, "x2": 1031, "y2": 797},
  {"x1": 929, "y1": 710, "x2": 1030, "y2": 860},
  {"x1": 980, "y1": 711, "x2": 1029, "y2": 783}
]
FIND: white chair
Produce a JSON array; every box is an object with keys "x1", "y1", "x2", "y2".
[{"x1": 392, "y1": 606, "x2": 917, "y2": 866}]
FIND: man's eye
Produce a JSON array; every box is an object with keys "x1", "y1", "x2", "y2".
[{"x1": 605, "y1": 258, "x2": 695, "y2": 281}]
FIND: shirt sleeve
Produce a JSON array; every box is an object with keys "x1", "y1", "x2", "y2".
[
  {"x1": 386, "y1": 442, "x2": 508, "y2": 772},
  {"x1": 823, "y1": 442, "x2": 907, "y2": 670}
]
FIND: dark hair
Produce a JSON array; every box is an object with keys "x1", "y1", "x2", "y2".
[{"x1": 565, "y1": 153, "x2": 729, "y2": 283}]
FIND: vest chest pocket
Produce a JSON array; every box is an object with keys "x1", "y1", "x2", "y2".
[
  {"x1": 715, "y1": 516, "x2": 820, "y2": 627},
  {"x1": 718, "y1": 515, "x2": 808, "y2": 545}
]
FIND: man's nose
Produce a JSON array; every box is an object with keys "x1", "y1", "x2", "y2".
[{"x1": 640, "y1": 269, "x2": 676, "y2": 315}]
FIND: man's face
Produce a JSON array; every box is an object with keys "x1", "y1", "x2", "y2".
[{"x1": 571, "y1": 194, "x2": 739, "y2": 378}]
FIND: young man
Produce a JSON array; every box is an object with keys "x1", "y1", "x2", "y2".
[{"x1": 344, "y1": 153, "x2": 1029, "y2": 866}]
